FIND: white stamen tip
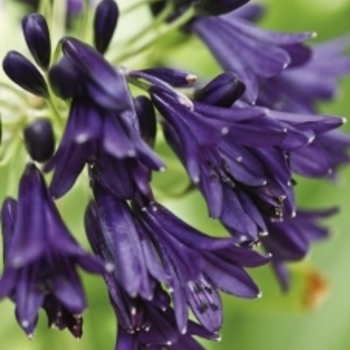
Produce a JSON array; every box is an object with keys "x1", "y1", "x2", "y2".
[
  {"x1": 105, "y1": 262, "x2": 115, "y2": 272},
  {"x1": 181, "y1": 326, "x2": 187, "y2": 334},
  {"x1": 159, "y1": 166, "x2": 166, "y2": 172},
  {"x1": 127, "y1": 150, "x2": 136, "y2": 157},
  {"x1": 342, "y1": 117, "x2": 347, "y2": 124},
  {"x1": 257, "y1": 292, "x2": 263, "y2": 298},
  {"x1": 291, "y1": 210, "x2": 297, "y2": 218},
  {"x1": 307, "y1": 135, "x2": 316, "y2": 144},
  {"x1": 193, "y1": 176, "x2": 200, "y2": 184},
  {"x1": 238, "y1": 235, "x2": 248, "y2": 243},
  {"x1": 311, "y1": 31, "x2": 318, "y2": 38},
  {"x1": 215, "y1": 335, "x2": 222, "y2": 342},
  {"x1": 75, "y1": 134, "x2": 89, "y2": 144},
  {"x1": 131, "y1": 307, "x2": 137, "y2": 316},
  {"x1": 186, "y1": 74, "x2": 197, "y2": 84},
  {"x1": 236, "y1": 156, "x2": 243, "y2": 162},
  {"x1": 259, "y1": 231, "x2": 268, "y2": 237},
  {"x1": 21, "y1": 320, "x2": 29, "y2": 328},
  {"x1": 166, "y1": 341, "x2": 173, "y2": 346},
  {"x1": 28, "y1": 333, "x2": 34, "y2": 340},
  {"x1": 221, "y1": 127, "x2": 229, "y2": 135}
]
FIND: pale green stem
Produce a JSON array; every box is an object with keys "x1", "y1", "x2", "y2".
[
  {"x1": 46, "y1": 97, "x2": 63, "y2": 126},
  {"x1": 112, "y1": 7, "x2": 195, "y2": 63},
  {"x1": 80, "y1": 0, "x2": 93, "y2": 45},
  {"x1": 118, "y1": 2, "x2": 173, "y2": 48},
  {"x1": 0, "y1": 137, "x2": 21, "y2": 167},
  {"x1": 52, "y1": 0, "x2": 67, "y2": 47}
]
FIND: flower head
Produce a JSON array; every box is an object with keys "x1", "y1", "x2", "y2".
[
  {"x1": 0, "y1": 163, "x2": 109, "y2": 337},
  {"x1": 190, "y1": 10, "x2": 313, "y2": 102}
]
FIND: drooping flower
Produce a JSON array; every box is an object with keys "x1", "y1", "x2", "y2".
[
  {"x1": 189, "y1": 9, "x2": 313, "y2": 102},
  {"x1": 258, "y1": 37, "x2": 350, "y2": 114},
  {"x1": 85, "y1": 182, "x2": 269, "y2": 336},
  {"x1": 46, "y1": 38, "x2": 164, "y2": 199},
  {"x1": 85, "y1": 195, "x2": 223, "y2": 349},
  {"x1": 261, "y1": 208, "x2": 338, "y2": 290},
  {"x1": 153, "y1": 73, "x2": 344, "y2": 242},
  {"x1": 0, "y1": 163, "x2": 110, "y2": 337}
]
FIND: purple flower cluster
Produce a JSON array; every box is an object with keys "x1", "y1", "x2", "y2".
[{"x1": 0, "y1": 0, "x2": 349, "y2": 349}]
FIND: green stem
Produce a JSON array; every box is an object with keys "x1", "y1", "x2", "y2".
[
  {"x1": 119, "y1": 2, "x2": 173, "y2": 48},
  {"x1": 46, "y1": 97, "x2": 63, "y2": 126},
  {"x1": 111, "y1": 7, "x2": 195, "y2": 63},
  {"x1": 80, "y1": 0, "x2": 93, "y2": 45}
]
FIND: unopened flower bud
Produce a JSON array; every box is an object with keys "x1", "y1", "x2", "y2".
[
  {"x1": 3, "y1": 51, "x2": 49, "y2": 97},
  {"x1": 194, "y1": 72, "x2": 245, "y2": 107},
  {"x1": 134, "y1": 96, "x2": 157, "y2": 148},
  {"x1": 23, "y1": 118, "x2": 55, "y2": 162},
  {"x1": 22, "y1": 13, "x2": 51, "y2": 70},
  {"x1": 93, "y1": 0, "x2": 119, "y2": 54}
]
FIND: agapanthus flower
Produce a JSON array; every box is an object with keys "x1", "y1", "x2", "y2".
[
  {"x1": 0, "y1": 163, "x2": 111, "y2": 337},
  {"x1": 153, "y1": 73, "x2": 344, "y2": 242},
  {"x1": 85, "y1": 182, "x2": 269, "y2": 336},
  {"x1": 46, "y1": 37, "x2": 164, "y2": 198},
  {"x1": 189, "y1": 8, "x2": 313, "y2": 102},
  {"x1": 261, "y1": 208, "x2": 338, "y2": 290},
  {"x1": 85, "y1": 193, "x2": 223, "y2": 349},
  {"x1": 258, "y1": 37, "x2": 350, "y2": 114}
]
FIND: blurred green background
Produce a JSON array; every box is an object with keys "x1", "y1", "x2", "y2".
[{"x1": 0, "y1": 0, "x2": 350, "y2": 350}]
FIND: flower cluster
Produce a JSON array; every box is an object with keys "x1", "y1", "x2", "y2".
[{"x1": 0, "y1": 0, "x2": 349, "y2": 349}]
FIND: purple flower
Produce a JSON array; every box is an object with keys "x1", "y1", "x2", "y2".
[
  {"x1": 85, "y1": 195, "x2": 221, "y2": 348},
  {"x1": 258, "y1": 37, "x2": 350, "y2": 114},
  {"x1": 86, "y1": 182, "x2": 269, "y2": 334},
  {"x1": 46, "y1": 38, "x2": 164, "y2": 198},
  {"x1": 261, "y1": 208, "x2": 338, "y2": 290},
  {"x1": 0, "y1": 164, "x2": 109, "y2": 337},
  {"x1": 190, "y1": 10, "x2": 313, "y2": 102},
  {"x1": 153, "y1": 73, "x2": 344, "y2": 242}
]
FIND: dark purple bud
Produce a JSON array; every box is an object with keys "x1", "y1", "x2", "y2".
[
  {"x1": 23, "y1": 118, "x2": 55, "y2": 162},
  {"x1": 49, "y1": 57, "x2": 81, "y2": 99},
  {"x1": 22, "y1": 13, "x2": 51, "y2": 70},
  {"x1": 134, "y1": 96, "x2": 157, "y2": 148},
  {"x1": 93, "y1": 0, "x2": 119, "y2": 54},
  {"x1": 1, "y1": 197, "x2": 17, "y2": 263},
  {"x1": 2, "y1": 51, "x2": 48, "y2": 97},
  {"x1": 140, "y1": 68, "x2": 197, "y2": 87},
  {"x1": 194, "y1": 72, "x2": 246, "y2": 107},
  {"x1": 61, "y1": 37, "x2": 132, "y2": 111},
  {"x1": 195, "y1": 0, "x2": 250, "y2": 16}
]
